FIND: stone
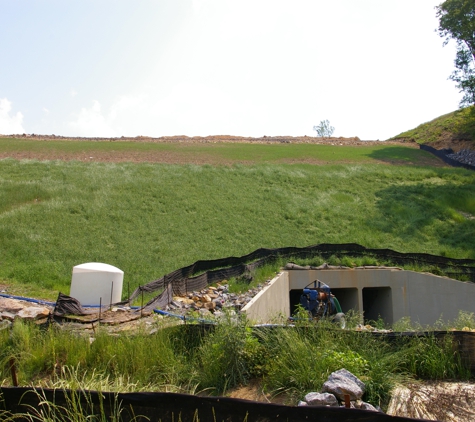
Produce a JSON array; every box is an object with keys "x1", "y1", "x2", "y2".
[
  {"x1": 177, "y1": 297, "x2": 195, "y2": 305},
  {"x1": 304, "y1": 392, "x2": 338, "y2": 406},
  {"x1": 1, "y1": 311, "x2": 16, "y2": 321},
  {"x1": 202, "y1": 294, "x2": 212, "y2": 303},
  {"x1": 322, "y1": 369, "x2": 365, "y2": 401},
  {"x1": 332, "y1": 369, "x2": 366, "y2": 392},
  {"x1": 212, "y1": 300, "x2": 223, "y2": 309},
  {"x1": 359, "y1": 402, "x2": 379, "y2": 412},
  {"x1": 297, "y1": 401, "x2": 308, "y2": 406},
  {"x1": 17, "y1": 307, "x2": 50, "y2": 320},
  {"x1": 112, "y1": 307, "x2": 127, "y2": 312},
  {"x1": 204, "y1": 302, "x2": 216, "y2": 310},
  {"x1": 0, "y1": 298, "x2": 23, "y2": 313}
]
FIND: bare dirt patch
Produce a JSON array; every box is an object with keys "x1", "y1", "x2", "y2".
[
  {"x1": 1, "y1": 134, "x2": 419, "y2": 165},
  {"x1": 225, "y1": 380, "x2": 289, "y2": 405}
]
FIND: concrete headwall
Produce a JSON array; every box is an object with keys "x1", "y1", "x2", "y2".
[
  {"x1": 243, "y1": 269, "x2": 475, "y2": 326},
  {"x1": 241, "y1": 271, "x2": 289, "y2": 324}
]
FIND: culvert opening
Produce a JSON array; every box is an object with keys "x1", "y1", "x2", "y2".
[
  {"x1": 329, "y1": 288, "x2": 358, "y2": 314},
  {"x1": 362, "y1": 286, "x2": 393, "y2": 325}
]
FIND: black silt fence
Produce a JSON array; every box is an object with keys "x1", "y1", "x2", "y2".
[
  {"x1": 420, "y1": 144, "x2": 475, "y2": 171},
  {"x1": 122, "y1": 243, "x2": 475, "y2": 311},
  {"x1": 0, "y1": 387, "x2": 431, "y2": 422}
]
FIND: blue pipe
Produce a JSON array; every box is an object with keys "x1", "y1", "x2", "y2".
[{"x1": 0, "y1": 293, "x2": 56, "y2": 307}]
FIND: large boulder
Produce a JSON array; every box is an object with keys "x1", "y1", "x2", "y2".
[
  {"x1": 321, "y1": 368, "x2": 365, "y2": 401},
  {"x1": 304, "y1": 392, "x2": 338, "y2": 407}
]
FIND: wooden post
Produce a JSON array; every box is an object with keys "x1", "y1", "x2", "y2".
[
  {"x1": 9, "y1": 357, "x2": 18, "y2": 387},
  {"x1": 141, "y1": 286, "x2": 144, "y2": 318},
  {"x1": 344, "y1": 394, "x2": 351, "y2": 408},
  {"x1": 99, "y1": 297, "x2": 102, "y2": 325},
  {"x1": 110, "y1": 281, "x2": 114, "y2": 311}
]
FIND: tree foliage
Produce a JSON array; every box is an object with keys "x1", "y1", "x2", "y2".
[
  {"x1": 313, "y1": 119, "x2": 335, "y2": 137},
  {"x1": 437, "y1": 0, "x2": 475, "y2": 107}
]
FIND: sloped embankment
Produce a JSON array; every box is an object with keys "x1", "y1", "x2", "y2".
[{"x1": 391, "y1": 106, "x2": 475, "y2": 152}]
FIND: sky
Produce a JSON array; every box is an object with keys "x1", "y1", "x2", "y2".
[{"x1": 0, "y1": 0, "x2": 464, "y2": 140}]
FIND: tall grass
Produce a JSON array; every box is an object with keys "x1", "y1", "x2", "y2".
[
  {"x1": 1, "y1": 159, "x2": 474, "y2": 299},
  {"x1": 1, "y1": 318, "x2": 471, "y2": 412}
]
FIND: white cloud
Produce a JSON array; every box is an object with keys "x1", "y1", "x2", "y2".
[
  {"x1": 68, "y1": 100, "x2": 116, "y2": 137},
  {"x1": 70, "y1": 89, "x2": 78, "y2": 97},
  {"x1": 0, "y1": 98, "x2": 25, "y2": 134}
]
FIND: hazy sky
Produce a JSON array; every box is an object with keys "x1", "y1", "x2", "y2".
[{"x1": 0, "y1": 0, "x2": 462, "y2": 140}]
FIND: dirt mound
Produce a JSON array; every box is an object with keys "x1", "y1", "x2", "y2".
[{"x1": 5, "y1": 133, "x2": 416, "y2": 147}]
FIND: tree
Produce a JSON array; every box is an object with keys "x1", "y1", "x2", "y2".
[
  {"x1": 313, "y1": 120, "x2": 335, "y2": 137},
  {"x1": 437, "y1": 0, "x2": 475, "y2": 107}
]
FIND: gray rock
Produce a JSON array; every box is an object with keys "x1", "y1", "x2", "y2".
[
  {"x1": 322, "y1": 369, "x2": 365, "y2": 401},
  {"x1": 331, "y1": 369, "x2": 365, "y2": 392},
  {"x1": 297, "y1": 401, "x2": 308, "y2": 406},
  {"x1": 212, "y1": 298, "x2": 223, "y2": 308},
  {"x1": 198, "y1": 308, "x2": 211, "y2": 316},
  {"x1": 17, "y1": 307, "x2": 50, "y2": 320},
  {"x1": 359, "y1": 402, "x2": 379, "y2": 412},
  {"x1": 447, "y1": 149, "x2": 475, "y2": 167},
  {"x1": 1, "y1": 311, "x2": 16, "y2": 321},
  {"x1": 304, "y1": 392, "x2": 339, "y2": 406}
]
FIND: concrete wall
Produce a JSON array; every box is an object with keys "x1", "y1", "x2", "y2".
[
  {"x1": 241, "y1": 271, "x2": 289, "y2": 324},
  {"x1": 243, "y1": 269, "x2": 475, "y2": 326}
]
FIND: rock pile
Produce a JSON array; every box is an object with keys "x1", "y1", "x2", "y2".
[
  {"x1": 0, "y1": 296, "x2": 53, "y2": 330},
  {"x1": 446, "y1": 149, "x2": 475, "y2": 166},
  {"x1": 166, "y1": 281, "x2": 267, "y2": 318},
  {"x1": 298, "y1": 369, "x2": 380, "y2": 412}
]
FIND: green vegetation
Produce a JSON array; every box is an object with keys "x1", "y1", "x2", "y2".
[
  {"x1": 391, "y1": 106, "x2": 475, "y2": 144},
  {"x1": 1, "y1": 156, "x2": 474, "y2": 300},
  {"x1": 0, "y1": 140, "x2": 474, "y2": 420},
  {"x1": 1, "y1": 314, "x2": 472, "y2": 413},
  {"x1": 437, "y1": 0, "x2": 475, "y2": 108},
  {"x1": 313, "y1": 119, "x2": 335, "y2": 137}
]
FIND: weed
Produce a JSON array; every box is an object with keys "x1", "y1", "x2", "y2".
[{"x1": 451, "y1": 310, "x2": 475, "y2": 330}]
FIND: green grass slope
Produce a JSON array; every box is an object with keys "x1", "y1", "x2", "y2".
[
  {"x1": 1, "y1": 158, "x2": 474, "y2": 299},
  {"x1": 391, "y1": 106, "x2": 475, "y2": 147}
]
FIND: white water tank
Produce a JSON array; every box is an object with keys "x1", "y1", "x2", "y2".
[{"x1": 70, "y1": 262, "x2": 124, "y2": 306}]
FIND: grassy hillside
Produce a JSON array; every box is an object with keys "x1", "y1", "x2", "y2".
[
  {"x1": 1, "y1": 143, "x2": 474, "y2": 411},
  {"x1": 391, "y1": 106, "x2": 475, "y2": 147},
  {"x1": 1, "y1": 157, "x2": 474, "y2": 300}
]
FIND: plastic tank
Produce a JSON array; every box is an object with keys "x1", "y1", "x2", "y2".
[{"x1": 70, "y1": 262, "x2": 124, "y2": 306}]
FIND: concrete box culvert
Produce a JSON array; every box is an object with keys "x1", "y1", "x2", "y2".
[{"x1": 242, "y1": 268, "x2": 475, "y2": 327}]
